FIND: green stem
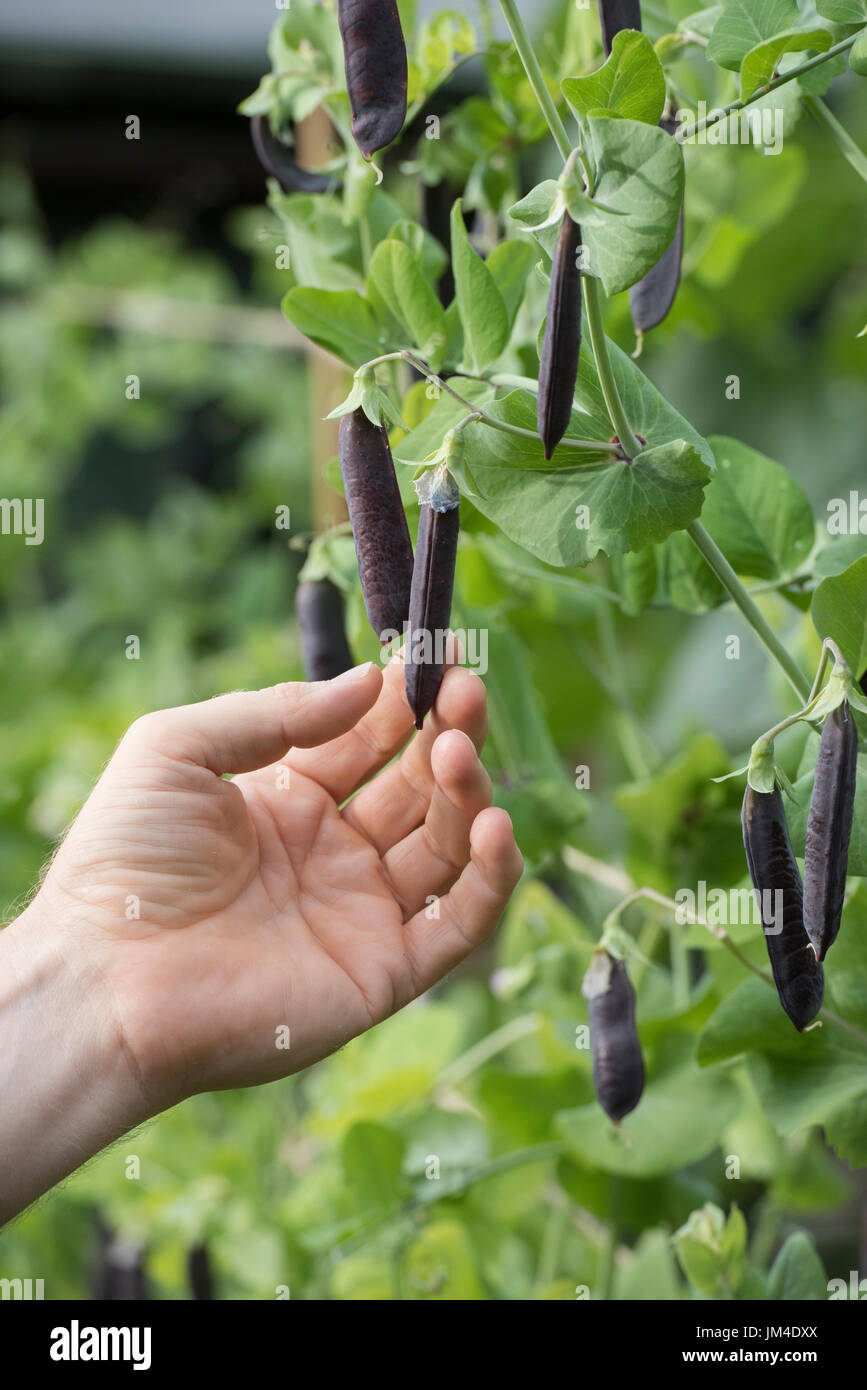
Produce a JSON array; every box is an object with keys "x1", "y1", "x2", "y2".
[
  {"x1": 686, "y1": 521, "x2": 811, "y2": 702},
  {"x1": 677, "y1": 36, "x2": 858, "y2": 142},
  {"x1": 803, "y1": 95, "x2": 867, "y2": 187},
  {"x1": 334, "y1": 1141, "x2": 565, "y2": 1255},
  {"x1": 439, "y1": 1012, "x2": 541, "y2": 1087},
  {"x1": 597, "y1": 881, "x2": 867, "y2": 1050},
  {"x1": 471, "y1": 409, "x2": 616, "y2": 455},
  {"x1": 596, "y1": 603, "x2": 657, "y2": 778},
  {"x1": 498, "y1": 0, "x2": 641, "y2": 456},
  {"x1": 363, "y1": 351, "x2": 621, "y2": 454},
  {"x1": 583, "y1": 277, "x2": 642, "y2": 457},
  {"x1": 497, "y1": 0, "x2": 572, "y2": 161}
]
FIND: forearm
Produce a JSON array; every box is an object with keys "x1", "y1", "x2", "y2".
[{"x1": 0, "y1": 896, "x2": 149, "y2": 1225}]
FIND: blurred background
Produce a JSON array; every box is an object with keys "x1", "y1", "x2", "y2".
[{"x1": 1, "y1": 0, "x2": 865, "y2": 1298}]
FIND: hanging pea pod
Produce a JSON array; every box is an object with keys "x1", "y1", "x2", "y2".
[
  {"x1": 295, "y1": 579, "x2": 355, "y2": 682},
  {"x1": 741, "y1": 786, "x2": 824, "y2": 1031},
  {"x1": 803, "y1": 702, "x2": 858, "y2": 961},
  {"x1": 405, "y1": 499, "x2": 459, "y2": 730},
  {"x1": 338, "y1": 408, "x2": 415, "y2": 643},
  {"x1": 598, "y1": 0, "x2": 642, "y2": 56},
  {"x1": 337, "y1": 0, "x2": 408, "y2": 160},
  {"x1": 583, "y1": 950, "x2": 644, "y2": 1123},
  {"x1": 187, "y1": 1243, "x2": 214, "y2": 1301},
  {"x1": 537, "y1": 212, "x2": 582, "y2": 461},
  {"x1": 629, "y1": 117, "x2": 683, "y2": 339},
  {"x1": 249, "y1": 115, "x2": 340, "y2": 194}
]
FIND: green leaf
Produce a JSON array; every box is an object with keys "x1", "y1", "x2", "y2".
[
  {"x1": 613, "y1": 1229, "x2": 683, "y2": 1300},
  {"x1": 367, "y1": 239, "x2": 447, "y2": 369},
  {"x1": 707, "y1": 0, "x2": 802, "y2": 73},
  {"x1": 813, "y1": 532, "x2": 867, "y2": 579},
  {"x1": 583, "y1": 116, "x2": 685, "y2": 295},
  {"x1": 305, "y1": 1001, "x2": 466, "y2": 1135},
  {"x1": 400, "y1": 1111, "x2": 489, "y2": 1178},
  {"x1": 495, "y1": 776, "x2": 587, "y2": 864},
  {"x1": 509, "y1": 181, "x2": 616, "y2": 234},
  {"x1": 460, "y1": 401, "x2": 708, "y2": 567},
  {"x1": 509, "y1": 180, "x2": 560, "y2": 231},
  {"x1": 767, "y1": 1232, "x2": 828, "y2": 1299},
  {"x1": 331, "y1": 1254, "x2": 394, "y2": 1300},
  {"x1": 449, "y1": 200, "x2": 509, "y2": 372},
  {"x1": 816, "y1": 0, "x2": 867, "y2": 19},
  {"x1": 394, "y1": 332, "x2": 712, "y2": 567},
  {"x1": 387, "y1": 217, "x2": 449, "y2": 288},
  {"x1": 611, "y1": 546, "x2": 659, "y2": 615},
  {"x1": 341, "y1": 1121, "x2": 406, "y2": 1210},
  {"x1": 697, "y1": 978, "x2": 808, "y2": 1065},
  {"x1": 267, "y1": 188, "x2": 362, "y2": 292},
  {"x1": 556, "y1": 1058, "x2": 739, "y2": 1177},
  {"x1": 698, "y1": 943, "x2": 867, "y2": 1168},
  {"x1": 674, "y1": 1203, "x2": 748, "y2": 1298},
  {"x1": 562, "y1": 31, "x2": 666, "y2": 126},
  {"x1": 485, "y1": 239, "x2": 536, "y2": 334},
  {"x1": 281, "y1": 286, "x2": 384, "y2": 366},
  {"x1": 741, "y1": 29, "x2": 832, "y2": 101},
  {"x1": 659, "y1": 436, "x2": 815, "y2": 612},
  {"x1": 404, "y1": 1219, "x2": 485, "y2": 1300},
  {"x1": 811, "y1": 554, "x2": 867, "y2": 678}
]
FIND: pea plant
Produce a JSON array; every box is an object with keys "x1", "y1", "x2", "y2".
[{"x1": 237, "y1": 0, "x2": 867, "y2": 1297}]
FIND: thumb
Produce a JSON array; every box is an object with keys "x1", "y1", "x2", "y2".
[{"x1": 121, "y1": 663, "x2": 381, "y2": 775}]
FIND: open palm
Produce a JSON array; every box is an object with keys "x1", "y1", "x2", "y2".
[{"x1": 42, "y1": 656, "x2": 522, "y2": 1114}]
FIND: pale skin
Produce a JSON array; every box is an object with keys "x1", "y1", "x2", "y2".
[{"x1": 0, "y1": 652, "x2": 522, "y2": 1224}]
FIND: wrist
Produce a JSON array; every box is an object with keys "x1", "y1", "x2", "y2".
[{"x1": 0, "y1": 891, "x2": 153, "y2": 1225}]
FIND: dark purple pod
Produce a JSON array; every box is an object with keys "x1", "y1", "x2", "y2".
[
  {"x1": 585, "y1": 952, "x2": 644, "y2": 1123},
  {"x1": 187, "y1": 1243, "x2": 214, "y2": 1301},
  {"x1": 338, "y1": 0, "x2": 408, "y2": 160},
  {"x1": 741, "y1": 786, "x2": 824, "y2": 1031},
  {"x1": 405, "y1": 502, "x2": 459, "y2": 730},
  {"x1": 597, "y1": 0, "x2": 642, "y2": 55},
  {"x1": 250, "y1": 115, "x2": 340, "y2": 194},
  {"x1": 629, "y1": 117, "x2": 683, "y2": 335},
  {"x1": 295, "y1": 578, "x2": 355, "y2": 682},
  {"x1": 538, "y1": 212, "x2": 582, "y2": 461},
  {"x1": 339, "y1": 408, "x2": 415, "y2": 643},
  {"x1": 803, "y1": 702, "x2": 858, "y2": 961}
]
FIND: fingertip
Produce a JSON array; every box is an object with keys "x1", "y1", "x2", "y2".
[
  {"x1": 471, "y1": 806, "x2": 524, "y2": 887},
  {"x1": 280, "y1": 662, "x2": 382, "y2": 748},
  {"x1": 431, "y1": 727, "x2": 478, "y2": 774},
  {"x1": 433, "y1": 665, "x2": 488, "y2": 744},
  {"x1": 327, "y1": 661, "x2": 380, "y2": 690}
]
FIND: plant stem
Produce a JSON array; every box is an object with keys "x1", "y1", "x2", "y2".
[
  {"x1": 583, "y1": 277, "x2": 642, "y2": 457},
  {"x1": 803, "y1": 95, "x2": 867, "y2": 187},
  {"x1": 439, "y1": 1012, "x2": 541, "y2": 1087},
  {"x1": 498, "y1": 0, "x2": 642, "y2": 458},
  {"x1": 686, "y1": 521, "x2": 812, "y2": 702},
  {"x1": 677, "y1": 36, "x2": 858, "y2": 142},
  {"x1": 365, "y1": 350, "x2": 621, "y2": 454},
  {"x1": 579, "y1": 873, "x2": 867, "y2": 1049},
  {"x1": 497, "y1": 0, "x2": 572, "y2": 161},
  {"x1": 333, "y1": 1141, "x2": 565, "y2": 1255}
]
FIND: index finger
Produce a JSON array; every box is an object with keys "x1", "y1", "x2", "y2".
[{"x1": 284, "y1": 636, "x2": 465, "y2": 804}]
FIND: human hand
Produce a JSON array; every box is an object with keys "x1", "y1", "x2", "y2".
[{"x1": 14, "y1": 653, "x2": 521, "y2": 1129}]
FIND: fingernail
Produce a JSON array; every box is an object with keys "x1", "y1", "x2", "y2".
[{"x1": 331, "y1": 662, "x2": 374, "y2": 686}]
